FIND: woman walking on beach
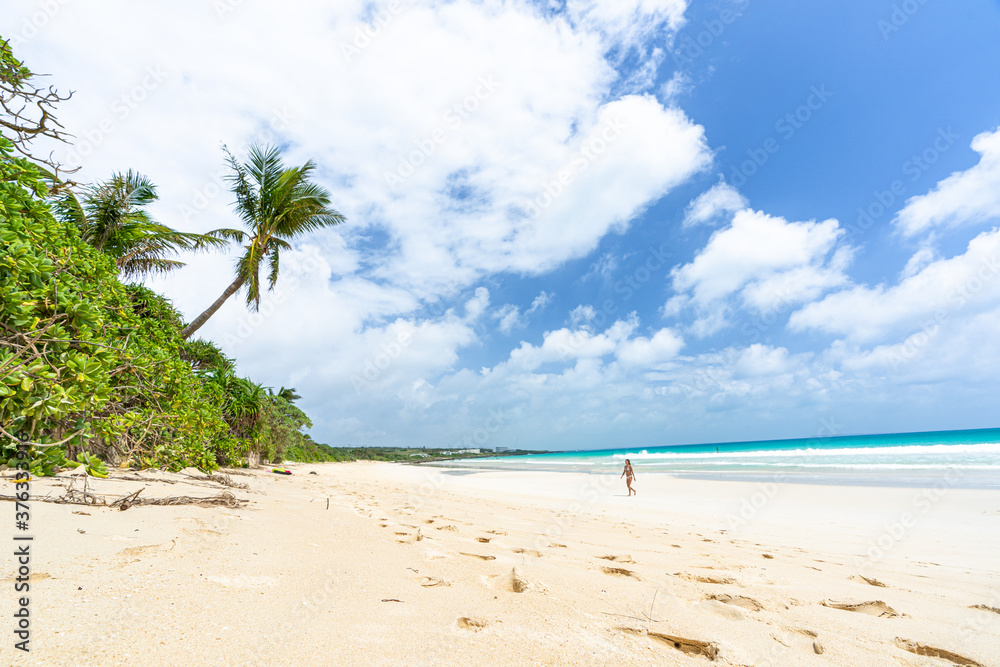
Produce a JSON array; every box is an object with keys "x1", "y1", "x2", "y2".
[{"x1": 621, "y1": 459, "x2": 636, "y2": 496}]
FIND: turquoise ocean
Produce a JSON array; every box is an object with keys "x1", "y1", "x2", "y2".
[{"x1": 431, "y1": 428, "x2": 1000, "y2": 488}]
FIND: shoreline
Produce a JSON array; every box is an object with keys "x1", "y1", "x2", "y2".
[
  {"x1": 418, "y1": 459, "x2": 1000, "y2": 490},
  {"x1": 5, "y1": 461, "x2": 999, "y2": 666}
]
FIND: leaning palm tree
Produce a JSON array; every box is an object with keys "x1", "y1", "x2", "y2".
[
  {"x1": 56, "y1": 170, "x2": 225, "y2": 280},
  {"x1": 179, "y1": 144, "x2": 345, "y2": 339}
]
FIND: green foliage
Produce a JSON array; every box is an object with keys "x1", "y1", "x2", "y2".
[
  {"x1": 0, "y1": 139, "x2": 237, "y2": 473},
  {"x1": 54, "y1": 170, "x2": 227, "y2": 280},
  {"x1": 1, "y1": 136, "x2": 118, "y2": 468},
  {"x1": 180, "y1": 143, "x2": 346, "y2": 339},
  {"x1": 1, "y1": 41, "x2": 333, "y2": 476},
  {"x1": 259, "y1": 393, "x2": 311, "y2": 463},
  {"x1": 75, "y1": 451, "x2": 108, "y2": 478}
]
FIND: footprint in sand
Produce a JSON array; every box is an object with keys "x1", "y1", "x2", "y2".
[
  {"x1": 548, "y1": 543, "x2": 567, "y2": 548},
  {"x1": 597, "y1": 554, "x2": 634, "y2": 563},
  {"x1": 489, "y1": 567, "x2": 547, "y2": 594},
  {"x1": 821, "y1": 600, "x2": 901, "y2": 618},
  {"x1": 894, "y1": 638, "x2": 984, "y2": 667},
  {"x1": 618, "y1": 627, "x2": 719, "y2": 660},
  {"x1": 696, "y1": 600, "x2": 747, "y2": 621},
  {"x1": 849, "y1": 574, "x2": 887, "y2": 587},
  {"x1": 969, "y1": 604, "x2": 1000, "y2": 615},
  {"x1": 775, "y1": 628, "x2": 824, "y2": 655},
  {"x1": 436, "y1": 525, "x2": 459, "y2": 532},
  {"x1": 419, "y1": 577, "x2": 451, "y2": 587},
  {"x1": 675, "y1": 572, "x2": 735, "y2": 585},
  {"x1": 511, "y1": 548, "x2": 542, "y2": 558},
  {"x1": 486, "y1": 530, "x2": 507, "y2": 535},
  {"x1": 707, "y1": 593, "x2": 764, "y2": 612},
  {"x1": 456, "y1": 617, "x2": 489, "y2": 631},
  {"x1": 459, "y1": 552, "x2": 496, "y2": 561},
  {"x1": 476, "y1": 537, "x2": 491, "y2": 543},
  {"x1": 602, "y1": 567, "x2": 640, "y2": 580}
]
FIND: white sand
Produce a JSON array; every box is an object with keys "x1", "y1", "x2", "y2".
[{"x1": 3, "y1": 462, "x2": 999, "y2": 666}]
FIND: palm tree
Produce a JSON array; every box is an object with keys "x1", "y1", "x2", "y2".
[
  {"x1": 179, "y1": 144, "x2": 345, "y2": 339},
  {"x1": 56, "y1": 170, "x2": 225, "y2": 280},
  {"x1": 268, "y1": 386, "x2": 301, "y2": 403}
]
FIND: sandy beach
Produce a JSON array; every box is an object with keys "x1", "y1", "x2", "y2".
[{"x1": 3, "y1": 462, "x2": 1000, "y2": 666}]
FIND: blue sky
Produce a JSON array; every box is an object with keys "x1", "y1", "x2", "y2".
[{"x1": 5, "y1": 0, "x2": 1000, "y2": 449}]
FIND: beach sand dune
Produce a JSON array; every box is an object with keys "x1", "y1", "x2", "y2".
[{"x1": 4, "y1": 462, "x2": 999, "y2": 666}]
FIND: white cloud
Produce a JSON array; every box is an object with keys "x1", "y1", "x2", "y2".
[
  {"x1": 899, "y1": 246, "x2": 937, "y2": 280},
  {"x1": 789, "y1": 227, "x2": 1000, "y2": 342},
  {"x1": 528, "y1": 291, "x2": 553, "y2": 313},
  {"x1": 682, "y1": 180, "x2": 748, "y2": 228},
  {"x1": 570, "y1": 304, "x2": 598, "y2": 327},
  {"x1": 670, "y1": 209, "x2": 849, "y2": 318},
  {"x1": 464, "y1": 287, "x2": 490, "y2": 320},
  {"x1": 508, "y1": 318, "x2": 637, "y2": 371},
  {"x1": 616, "y1": 328, "x2": 684, "y2": 365},
  {"x1": 894, "y1": 126, "x2": 1000, "y2": 237},
  {"x1": 493, "y1": 291, "x2": 552, "y2": 334},
  {"x1": 14, "y1": 0, "x2": 709, "y2": 310},
  {"x1": 494, "y1": 304, "x2": 523, "y2": 334},
  {"x1": 568, "y1": 0, "x2": 687, "y2": 46},
  {"x1": 583, "y1": 252, "x2": 620, "y2": 281}
]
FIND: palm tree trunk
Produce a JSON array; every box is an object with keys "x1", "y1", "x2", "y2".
[{"x1": 180, "y1": 276, "x2": 244, "y2": 339}]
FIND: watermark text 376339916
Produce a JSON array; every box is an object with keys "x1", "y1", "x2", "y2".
[{"x1": 12, "y1": 440, "x2": 33, "y2": 653}]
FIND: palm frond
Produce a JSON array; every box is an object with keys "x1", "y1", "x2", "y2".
[
  {"x1": 203, "y1": 227, "x2": 248, "y2": 244},
  {"x1": 266, "y1": 246, "x2": 281, "y2": 290}
]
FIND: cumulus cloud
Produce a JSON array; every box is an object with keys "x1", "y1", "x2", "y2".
[
  {"x1": 669, "y1": 209, "x2": 850, "y2": 321},
  {"x1": 508, "y1": 318, "x2": 638, "y2": 371},
  {"x1": 682, "y1": 180, "x2": 748, "y2": 228},
  {"x1": 894, "y1": 126, "x2": 1000, "y2": 237},
  {"x1": 494, "y1": 304, "x2": 524, "y2": 334},
  {"x1": 616, "y1": 328, "x2": 684, "y2": 365},
  {"x1": 789, "y1": 227, "x2": 1000, "y2": 343},
  {"x1": 493, "y1": 291, "x2": 552, "y2": 334},
  {"x1": 14, "y1": 0, "x2": 710, "y2": 308}
]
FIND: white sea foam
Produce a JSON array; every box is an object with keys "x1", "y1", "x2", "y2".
[{"x1": 608, "y1": 442, "x2": 1000, "y2": 461}]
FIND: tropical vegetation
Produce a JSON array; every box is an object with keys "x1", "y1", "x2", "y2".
[
  {"x1": 0, "y1": 37, "x2": 336, "y2": 475},
  {"x1": 179, "y1": 144, "x2": 345, "y2": 339}
]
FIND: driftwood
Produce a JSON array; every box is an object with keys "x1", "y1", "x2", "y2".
[
  {"x1": 86, "y1": 472, "x2": 250, "y2": 490},
  {"x1": 0, "y1": 478, "x2": 248, "y2": 510}
]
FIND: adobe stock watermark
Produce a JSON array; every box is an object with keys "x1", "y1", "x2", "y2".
[
  {"x1": 444, "y1": 409, "x2": 507, "y2": 452},
  {"x1": 844, "y1": 127, "x2": 959, "y2": 241},
  {"x1": 728, "y1": 84, "x2": 833, "y2": 188},
  {"x1": 384, "y1": 75, "x2": 502, "y2": 189},
  {"x1": 523, "y1": 114, "x2": 628, "y2": 219},
  {"x1": 62, "y1": 65, "x2": 169, "y2": 171},
  {"x1": 532, "y1": 474, "x2": 616, "y2": 552},
  {"x1": 558, "y1": 242, "x2": 673, "y2": 354},
  {"x1": 7, "y1": 0, "x2": 73, "y2": 47},
  {"x1": 724, "y1": 416, "x2": 842, "y2": 531},
  {"x1": 340, "y1": 0, "x2": 404, "y2": 63},
  {"x1": 178, "y1": 106, "x2": 296, "y2": 223},
  {"x1": 877, "y1": 0, "x2": 931, "y2": 41},
  {"x1": 213, "y1": 0, "x2": 248, "y2": 21},
  {"x1": 851, "y1": 465, "x2": 962, "y2": 574},
  {"x1": 883, "y1": 251, "x2": 999, "y2": 372},
  {"x1": 350, "y1": 328, "x2": 414, "y2": 395},
  {"x1": 678, "y1": 286, "x2": 799, "y2": 399},
  {"x1": 671, "y1": 0, "x2": 751, "y2": 67},
  {"x1": 221, "y1": 249, "x2": 323, "y2": 347}
]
